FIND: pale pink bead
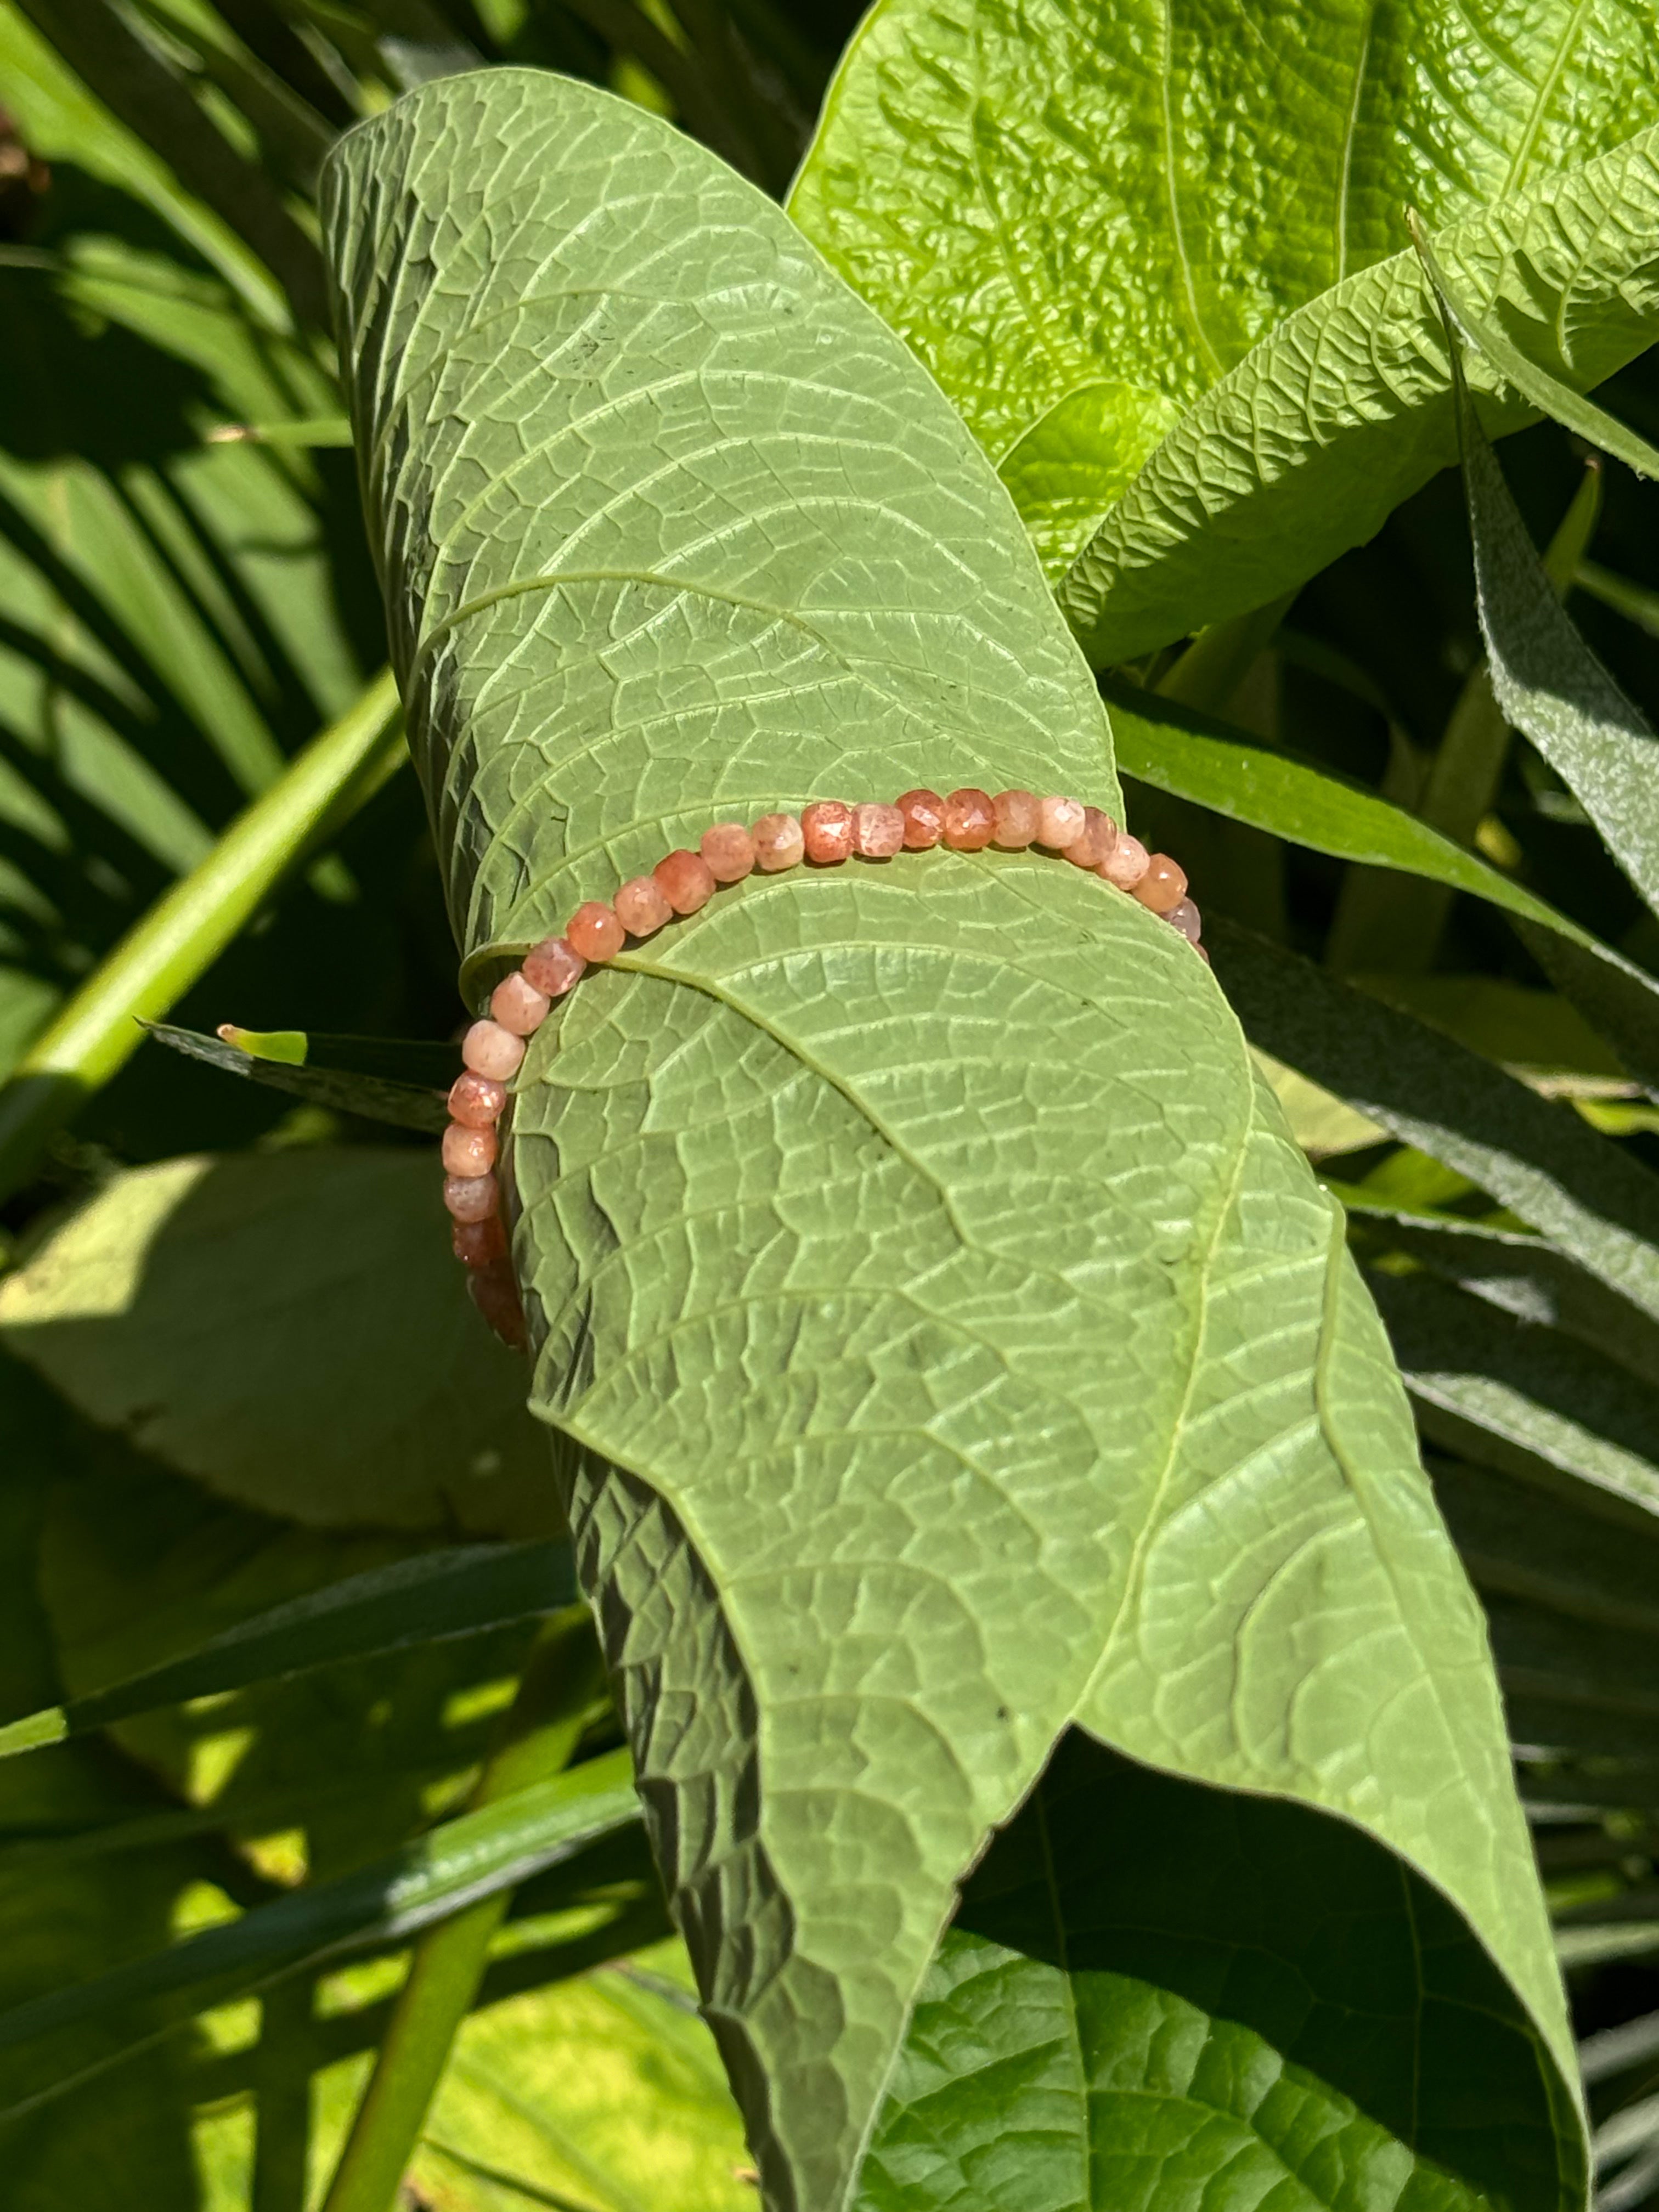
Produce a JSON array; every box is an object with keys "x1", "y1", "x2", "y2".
[
  {"x1": 443, "y1": 1120, "x2": 498, "y2": 1176},
  {"x1": 614, "y1": 874, "x2": 674, "y2": 936},
  {"x1": 753, "y1": 813, "x2": 805, "y2": 871},
  {"x1": 443, "y1": 1171, "x2": 499, "y2": 1223},
  {"x1": 992, "y1": 790, "x2": 1040, "y2": 848},
  {"x1": 1164, "y1": 897, "x2": 1203, "y2": 943},
  {"x1": 448, "y1": 1071, "x2": 506, "y2": 1128},
  {"x1": 1064, "y1": 806, "x2": 1119, "y2": 869},
  {"x1": 490, "y1": 970, "x2": 551, "y2": 1036},
  {"x1": 701, "y1": 823, "x2": 756, "y2": 882},
  {"x1": 852, "y1": 802, "x2": 905, "y2": 858},
  {"x1": 461, "y1": 1020, "x2": 526, "y2": 1081},
  {"x1": 801, "y1": 801, "x2": 855, "y2": 864},
  {"x1": 522, "y1": 936, "x2": 586, "y2": 998},
  {"x1": 1098, "y1": 834, "x2": 1150, "y2": 890},
  {"x1": 1037, "y1": 795, "x2": 1085, "y2": 848}
]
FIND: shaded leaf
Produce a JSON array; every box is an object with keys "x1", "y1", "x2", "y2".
[
  {"x1": 0, "y1": 1149, "x2": 558, "y2": 1533},
  {"x1": 1209, "y1": 921, "x2": 1659, "y2": 1324},
  {"x1": 1433, "y1": 1455, "x2": 1659, "y2": 1639},
  {"x1": 325, "y1": 67, "x2": 1581, "y2": 2211},
  {"x1": 143, "y1": 1020, "x2": 450, "y2": 1133}
]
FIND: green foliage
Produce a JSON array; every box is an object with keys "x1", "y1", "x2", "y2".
[{"x1": 4, "y1": 0, "x2": 1659, "y2": 2204}]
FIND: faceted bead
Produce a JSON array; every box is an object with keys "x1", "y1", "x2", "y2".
[
  {"x1": 1037, "y1": 795, "x2": 1085, "y2": 848},
  {"x1": 469, "y1": 1259, "x2": 528, "y2": 1351},
  {"x1": 895, "y1": 789, "x2": 945, "y2": 848},
  {"x1": 943, "y1": 788, "x2": 996, "y2": 850},
  {"x1": 1098, "y1": 833, "x2": 1150, "y2": 890},
  {"x1": 566, "y1": 901, "x2": 625, "y2": 961},
  {"x1": 654, "y1": 848, "x2": 717, "y2": 913},
  {"x1": 452, "y1": 1212, "x2": 507, "y2": 1266},
  {"x1": 443, "y1": 1170, "x2": 499, "y2": 1223},
  {"x1": 1064, "y1": 806, "x2": 1119, "y2": 868},
  {"x1": 442, "y1": 1120, "x2": 498, "y2": 1176},
  {"x1": 522, "y1": 935, "x2": 586, "y2": 998},
  {"x1": 992, "y1": 790, "x2": 1040, "y2": 848},
  {"x1": 801, "y1": 801, "x2": 855, "y2": 864},
  {"x1": 852, "y1": 802, "x2": 905, "y2": 858},
  {"x1": 448, "y1": 1070, "x2": 506, "y2": 1128},
  {"x1": 461, "y1": 1019, "x2": 525, "y2": 1081},
  {"x1": 701, "y1": 822, "x2": 756, "y2": 882},
  {"x1": 614, "y1": 874, "x2": 674, "y2": 936},
  {"x1": 1134, "y1": 854, "x2": 1189, "y2": 913},
  {"x1": 1164, "y1": 897, "x2": 1203, "y2": 943},
  {"x1": 752, "y1": 813, "x2": 804, "y2": 870},
  {"x1": 490, "y1": 970, "x2": 551, "y2": 1035}
]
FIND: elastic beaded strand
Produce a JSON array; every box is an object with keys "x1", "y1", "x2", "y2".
[{"x1": 442, "y1": 793, "x2": 1202, "y2": 1349}]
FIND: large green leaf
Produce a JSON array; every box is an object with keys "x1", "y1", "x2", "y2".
[
  {"x1": 324, "y1": 67, "x2": 1581, "y2": 2212},
  {"x1": 0, "y1": 1149, "x2": 560, "y2": 1534},
  {"x1": 789, "y1": 0, "x2": 1659, "y2": 652}
]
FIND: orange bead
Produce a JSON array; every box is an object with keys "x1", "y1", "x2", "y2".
[
  {"x1": 1134, "y1": 855, "x2": 1188, "y2": 914},
  {"x1": 614, "y1": 874, "x2": 674, "y2": 936},
  {"x1": 448, "y1": 1071, "x2": 506, "y2": 1128},
  {"x1": 654, "y1": 848, "x2": 716, "y2": 913},
  {"x1": 943, "y1": 788, "x2": 995, "y2": 850},
  {"x1": 566, "y1": 901, "x2": 625, "y2": 960},
  {"x1": 753, "y1": 813, "x2": 805, "y2": 870},
  {"x1": 895, "y1": 789, "x2": 945, "y2": 848},
  {"x1": 801, "y1": 801, "x2": 855, "y2": 864},
  {"x1": 701, "y1": 822, "x2": 756, "y2": 881},
  {"x1": 992, "y1": 791, "x2": 1040, "y2": 848}
]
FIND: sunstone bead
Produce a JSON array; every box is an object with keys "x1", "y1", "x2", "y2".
[
  {"x1": 566, "y1": 901, "x2": 625, "y2": 960},
  {"x1": 1098, "y1": 833, "x2": 1149, "y2": 890},
  {"x1": 895, "y1": 789, "x2": 945, "y2": 848},
  {"x1": 992, "y1": 790, "x2": 1040, "y2": 848},
  {"x1": 852, "y1": 802, "x2": 905, "y2": 858},
  {"x1": 701, "y1": 822, "x2": 756, "y2": 881},
  {"x1": 452, "y1": 1212, "x2": 508, "y2": 1266},
  {"x1": 1134, "y1": 854, "x2": 1189, "y2": 914},
  {"x1": 1037, "y1": 795, "x2": 1085, "y2": 848},
  {"x1": 654, "y1": 848, "x2": 717, "y2": 912},
  {"x1": 1164, "y1": 896, "x2": 1203, "y2": 943},
  {"x1": 801, "y1": 801, "x2": 855, "y2": 864},
  {"x1": 943, "y1": 788, "x2": 995, "y2": 850},
  {"x1": 442, "y1": 1120, "x2": 498, "y2": 1176},
  {"x1": 448, "y1": 1070, "x2": 506, "y2": 1128},
  {"x1": 1065, "y1": 806, "x2": 1119, "y2": 868},
  {"x1": 752, "y1": 812, "x2": 805, "y2": 870},
  {"x1": 614, "y1": 874, "x2": 673, "y2": 936},
  {"x1": 490, "y1": 970, "x2": 551, "y2": 1035},
  {"x1": 461, "y1": 1019, "x2": 525, "y2": 1081},
  {"x1": 469, "y1": 1257, "x2": 527, "y2": 1350},
  {"x1": 522, "y1": 935, "x2": 586, "y2": 998},
  {"x1": 443, "y1": 1170, "x2": 499, "y2": 1223}
]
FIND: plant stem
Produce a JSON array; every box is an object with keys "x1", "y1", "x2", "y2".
[
  {"x1": 318, "y1": 1609, "x2": 608, "y2": 2212},
  {"x1": 0, "y1": 668, "x2": 402, "y2": 1204}
]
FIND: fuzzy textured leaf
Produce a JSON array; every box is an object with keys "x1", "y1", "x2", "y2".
[{"x1": 324, "y1": 69, "x2": 1581, "y2": 2212}]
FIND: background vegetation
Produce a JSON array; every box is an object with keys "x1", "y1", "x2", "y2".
[{"x1": 2, "y1": 1, "x2": 1659, "y2": 2207}]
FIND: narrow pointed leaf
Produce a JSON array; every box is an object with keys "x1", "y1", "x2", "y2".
[
  {"x1": 1211, "y1": 921, "x2": 1659, "y2": 1324},
  {"x1": 143, "y1": 1021, "x2": 451, "y2": 1132},
  {"x1": 324, "y1": 69, "x2": 1582, "y2": 2212},
  {"x1": 1432, "y1": 1457, "x2": 1659, "y2": 1638},
  {"x1": 1454, "y1": 357, "x2": 1659, "y2": 919},
  {"x1": 0, "y1": 1539, "x2": 575, "y2": 1760}
]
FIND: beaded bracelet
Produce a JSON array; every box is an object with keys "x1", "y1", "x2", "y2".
[{"x1": 443, "y1": 787, "x2": 1201, "y2": 1350}]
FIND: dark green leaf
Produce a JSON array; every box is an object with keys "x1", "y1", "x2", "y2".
[{"x1": 142, "y1": 1021, "x2": 450, "y2": 1132}]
